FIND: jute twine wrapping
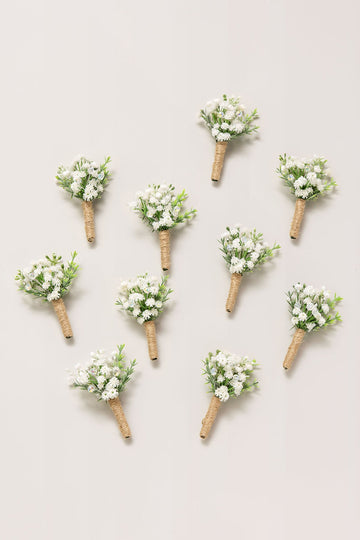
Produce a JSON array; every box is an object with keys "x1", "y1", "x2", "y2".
[
  {"x1": 211, "y1": 141, "x2": 228, "y2": 182},
  {"x1": 144, "y1": 320, "x2": 158, "y2": 361},
  {"x1": 226, "y1": 273, "x2": 242, "y2": 312},
  {"x1": 51, "y1": 298, "x2": 73, "y2": 339},
  {"x1": 290, "y1": 199, "x2": 306, "y2": 239},
  {"x1": 108, "y1": 398, "x2": 131, "y2": 438},
  {"x1": 200, "y1": 396, "x2": 221, "y2": 439},
  {"x1": 283, "y1": 328, "x2": 306, "y2": 370},
  {"x1": 82, "y1": 201, "x2": 95, "y2": 243},
  {"x1": 159, "y1": 229, "x2": 170, "y2": 271}
]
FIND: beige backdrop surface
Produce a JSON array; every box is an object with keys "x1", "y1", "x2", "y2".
[{"x1": 1, "y1": 1, "x2": 359, "y2": 539}]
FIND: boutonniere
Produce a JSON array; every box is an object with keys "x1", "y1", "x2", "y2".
[
  {"x1": 69, "y1": 345, "x2": 136, "y2": 439},
  {"x1": 56, "y1": 155, "x2": 111, "y2": 243},
  {"x1": 116, "y1": 273, "x2": 172, "y2": 361},
  {"x1": 199, "y1": 94, "x2": 259, "y2": 182},
  {"x1": 15, "y1": 252, "x2": 78, "y2": 338},
  {"x1": 200, "y1": 350, "x2": 258, "y2": 439},
  {"x1": 130, "y1": 184, "x2": 196, "y2": 271},
  {"x1": 277, "y1": 154, "x2": 336, "y2": 239},
  {"x1": 284, "y1": 282, "x2": 342, "y2": 370},
  {"x1": 220, "y1": 225, "x2": 280, "y2": 312}
]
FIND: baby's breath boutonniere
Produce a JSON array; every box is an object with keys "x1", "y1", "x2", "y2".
[
  {"x1": 220, "y1": 225, "x2": 280, "y2": 313},
  {"x1": 199, "y1": 94, "x2": 259, "y2": 182},
  {"x1": 116, "y1": 273, "x2": 172, "y2": 361},
  {"x1": 69, "y1": 345, "x2": 136, "y2": 439},
  {"x1": 283, "y1": 283, "x2": 342, "y2": 370},
  {"x1": 15, "y1": 252, "x2": 78, "y2": 338},
  {"x1": 130, "y1": 184, "x2": 196, "y2": 271},
  {"x1": 200, "y1": 350, "x2": 258, "y2": 440},
  {"x1": 56, "y1": 155, "x2": 111, "y2": 243},
  {"x1": 277, "y1": 154, "x2": 336, "y2": 239}
]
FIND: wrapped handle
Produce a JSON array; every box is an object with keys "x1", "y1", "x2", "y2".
[
  {"x1": 200, "y1": 396, "x2": 221, "y2": 439},
  {"x1": 226, "y1": 273, "x2": 242, "y2": 312},
  {"x1": 144, "y1": 320, "x2": 158, "y2": 361},
  {"x1": 290, "y1": 199, "x2": 306, "y2": 239},
  {"x1": 283, "y1": 328, "x2": 306, "y2": 370},
  {"x1": 159, "y1": 230, "x2": 170, "y2": 271},
  {"x1": 108, "y1": 398, "x2": 131, "y2": 438},
  {"x1": 82, "y1": 201, "x2": 95, "y2": 243},
  {"x1": 211, "y1": 142, "x2": 228, "y2": 182},
  {"x1": 52, "y1": 298, "x2": 73, "y2": 339}
]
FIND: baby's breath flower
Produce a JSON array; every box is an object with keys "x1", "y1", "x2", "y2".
[
  {"x1": 220, "y1": 225, "x2": 280, "y2": 274},
  {"x1": 15, "y1": 252, "x2": 78, "y2": 302},
  {"x1": 277, "y1": 154, "x2": 336, "y2": 200},
  {"x1": 203, "y1": 350, "x2": 258, "y2": 401},
  {"x1": 115, "y1": 273, "x2": 172, "y2": 324},
  {"x1": 287, "y1": 283, "x2": 342, "y2": 332},
  {"x1": 199, "y1": 95, "x2": 259, "y2": 142},
  {"x1": 130, "y1": 184, "x2": 196, "y2": 232},
  {"x1": 69, "y1": 345, "x2": 136, "y2": 400},
  {"x1": 56, "y1": 156, "x2": 111, "y2": 201}
]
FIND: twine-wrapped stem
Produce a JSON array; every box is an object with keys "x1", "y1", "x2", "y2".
[
  {"x1": 108, "y1": 398, "x2": 131, "y2": 438},
  {"x1": 82, "y1": 201, "x2": 95, "y2": 243},
  {"x1": 200, "y1": 396, "x2": 221, "y2": 439},
  {"x1": 290, "y1": 199, "x2": 306, "y2": 239},
  {"x1": 211, "y1": 141, "x2": 228, "y2": 182},
  {"x1": 159, "y1": 229, "x2": 170, "y2": 271},
  {"x1": 51, "y1": 298, "x2": 73, "y2": 339},
  {"x1": 144, "y1": 320, "x2": 158, "y2": 361},
  {"x1": 226, "y1": 273, "x2": 242, "y2": 312},
  {"x1": 283, "y1": 328, "x2": 306, "y2": 370}
]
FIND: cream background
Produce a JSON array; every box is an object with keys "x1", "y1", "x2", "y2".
[{"x1": 1, "y1": 1, "x2": 359, "y2": 539}]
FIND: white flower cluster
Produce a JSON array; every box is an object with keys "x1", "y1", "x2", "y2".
[
  {"x1": 56, "y1": 155, "x2": 111, "y2": 201},
  {"x1": 15, "y1": 252, "x2": 78, "y2": 302},
  {"x1": 130, "y1": 184, "x2": 196, "y2": 231},
  {"x1": 287, "y1": 282, "x2": 342, "y2": 332},
  {"x1": 203, "y1": 350, "x2": 258, "y2": 402},
  {"x1": 220, "y1": 225, "x2": 280, "y2": 274},
  {"x1": 69, "y1": 345, "x2": 136, "y2": 401},
  {"x1": 116, "y1": 273, "x2": 172, "y2": 325},
  {"x1": 277, "y1": 154, "x2": 336, "y2": 200},
  {"x1": 199, "y1": 94, "x2": 259, "y2": 142}
]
